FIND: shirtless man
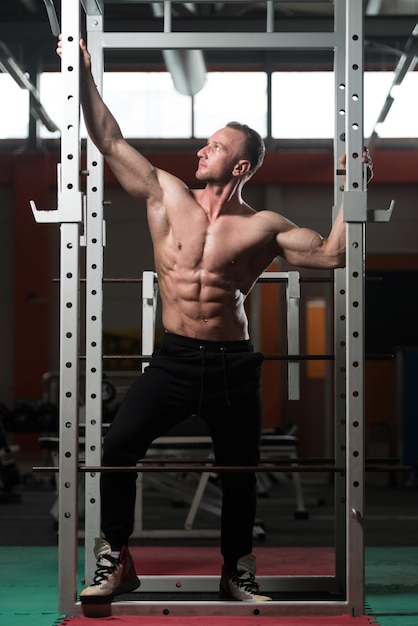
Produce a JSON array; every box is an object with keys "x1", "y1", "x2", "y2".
[{"x1": 57, "y1": 36, "x2": 370, "y2": 606}]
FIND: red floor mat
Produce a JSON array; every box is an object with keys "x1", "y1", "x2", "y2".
[
  {"x1": 130, "y1": 545, "x2": 336, "y2": 576},
  {"x1": 61, "y1": 547, "x2": 377, "y2": 625},
  {"x1": 59, "y1": 616, "x2": 378, "y2": 625}
]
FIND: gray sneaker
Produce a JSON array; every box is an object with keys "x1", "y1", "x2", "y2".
[
  {"x1": 80, "y1": 538, "x2": 140, "y2": 604},
  {"x1": 219, "y1": 553, "x2": 271, "y2": 602}
]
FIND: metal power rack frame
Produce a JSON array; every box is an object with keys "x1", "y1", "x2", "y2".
[{"x1": 31, "y1": 0, "x2": 393, "y2": 618}]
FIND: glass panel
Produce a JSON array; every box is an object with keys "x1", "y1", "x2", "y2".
[
  {"x1": 39, "y1": 71, "x2": 191, "y2": 139},
  {"x1": 39, "y1": 72, "x2": 61, "y2": 139},
  {"x1": 103, "y1": 72, "x2": 192, "y2": 138},
  {"x1": 272, "y1": 72, "x2": 335, "y2": 139},
  {"x1": 369, "y1": 72, "x2": 418, "y2": 138},
  {"x1": 194, "y1": 72, "x2": 267, "y2": 138},
  {"x1": 364, "y1": 71, "x2": 394, "y2": 137},
  {"x1": 5, "y1": 70, "x2": 418, "y2": 141},
  {"x1": 272, "y1": 70, "x2": 418, "y2": 139},
  {"x1": 0, "y1": 75, "x2": 29, "y2": 139}
]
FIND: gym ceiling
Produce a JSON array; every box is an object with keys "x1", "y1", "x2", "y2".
[{"x1": 0, "y1": 1, "x2": 417, "y2": 75}]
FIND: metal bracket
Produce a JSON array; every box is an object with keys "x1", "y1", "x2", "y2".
[
  {"x1": 367, "y1": 199, "x2": 395, "y2": 223},
  {"x1": 30, "y1": 164, "x2": 84, "y2": 224},
  {"x1": 343, "y1": 190, "x2": 395, "y2": 223},
  {"x1": 30, "y1": 192, "x2": 84, "y2": 224},
  {"x1": 343, "y1": 190, "x2": 368, "y2": 222}
]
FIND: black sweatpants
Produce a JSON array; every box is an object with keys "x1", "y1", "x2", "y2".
[{"x1": 101, "y1": 332, "x2": 264, "y2": 570}]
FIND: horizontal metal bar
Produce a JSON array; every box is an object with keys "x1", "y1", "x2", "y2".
[
  {"x1": 54, "y1": 276, "x2": 382, "y2": 284},
  {"x1": 264, "y1": 354, "x2": 392, "y2": 361},
  {"x1": 78, "y1": 600, "x2": 356, "y2": 619},
  {"x1": 101, "y1": 32, "x2": 337, "y2": 51},
  {"x1": 84, "y1": 0, "x2": 334, "y2": 4},
  {"x1": 32, "y1": 463, "x2": 414, "y2": 474},
  {"x1": 365, "y1": 466, "x2": 414, "y2": 472},
  {"x1": 95, "y1": 456, "x2": 403, "y2": 466},
  {"x1": 91, "y1": 276, "x2": 298, "y2": 284},
  {"x1": 258, "y1": 276, "x2": 332, "y2": 283},
  {"x1": 53, "y1": 278, "x2": 144, "y2": 284},
  {"x1": 98, "y1": 278, "x2": 144, "y2": 284},
  {"x1": 86, "y1": 353, "x2": 395, "y2": 361},
  {"x1": 116, "y1": 573, "x2": 338, "y2": 595},
  {"x1": 35, "y1": 464, "x2": 343, "y2": 473}
]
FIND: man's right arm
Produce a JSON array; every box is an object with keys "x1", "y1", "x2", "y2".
[{"x1": 57, "y1": 36, "x2": 162, "y2": 203}]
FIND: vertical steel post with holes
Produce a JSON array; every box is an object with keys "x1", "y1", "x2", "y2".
[
  {"x1": 344, "y1": 1, "x2": 366, "y2": 613},
  {"x1": 58, "y1": 0, "x2": 83, "y2": 615},
  {"x1": 83, "y1": 1, "x2": 106, "y2": 586},
  {"x1": 333, "y1": 0, "x2": 348, "y2": 596}
]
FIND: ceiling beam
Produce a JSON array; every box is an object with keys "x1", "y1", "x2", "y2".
[
  {"x1": 366, "y1": 0, "x2": 384, "y2": 16},
  {"x1": 369, "y1": 21, "x2": 418, "y2": 145}
]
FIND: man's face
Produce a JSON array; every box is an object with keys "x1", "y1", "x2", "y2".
[{"x1": 195, "y1": 127, "x2": 247, "y2": 183}]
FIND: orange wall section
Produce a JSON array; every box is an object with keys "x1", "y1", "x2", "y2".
[{"x1": 258, "y1": 262, "x2": 282, "y2": 429}]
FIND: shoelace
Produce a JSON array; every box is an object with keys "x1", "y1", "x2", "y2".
[
  {"x1": 231, "y1": 570, "x2": 259, "y2": 594},
  {"x1": 92, "y1": 554, "x2": 119, "y2": 585}
]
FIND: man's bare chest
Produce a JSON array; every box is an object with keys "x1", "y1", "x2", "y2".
[{"x1": 169, "y1": 217, "x2": 246, "y2": 268}]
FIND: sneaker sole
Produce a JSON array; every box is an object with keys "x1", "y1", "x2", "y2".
[
  {"x1": 80, "y1": 577, "x2": 140, "y2": 605},
  {"x1": 82, "y1": 603, "x2": 113, "y2": 618},
  {"x1": 220, "y1": 588, "x2": 272, "y2": 602}
]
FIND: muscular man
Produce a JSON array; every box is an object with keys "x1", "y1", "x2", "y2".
[{"x1": 57, "y1": 36, "x2": 370, "y2": 606}]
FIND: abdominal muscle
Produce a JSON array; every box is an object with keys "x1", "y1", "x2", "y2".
[
  {"x1": 149, "y1": 193, "x2": 276, "y2": 342},
  {"x1": 157, "y1": 266, "x2": 250, "y2": 341}
]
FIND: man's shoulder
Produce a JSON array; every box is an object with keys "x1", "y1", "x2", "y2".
[
  {"x1": 253, "y1": 208, "x2": 287, "y2": 223},
  {"x1": 158, "y1": 168, "x2": 191, "y2": 191}
]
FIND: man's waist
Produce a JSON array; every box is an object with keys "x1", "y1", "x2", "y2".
[{"x1": 162, "y1": 331, "x2": 253, "y2": 353}]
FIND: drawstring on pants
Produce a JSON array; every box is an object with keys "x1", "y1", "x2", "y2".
[
  {"x1": 198, "y1": 345, "x2": 231, "y2": 418},
  {"x1": 220, "y1": 347, "x2": 231, "y2": 407},
  {"x1": 198, "y1": 345, "x2": 206, "y2": 419}
]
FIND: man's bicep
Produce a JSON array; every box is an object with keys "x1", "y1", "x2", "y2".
[
  {"x1": 274, "y1": 219, "x2": 302, "y2": 252},
  {"x1": 276, "y1": 226, "x2": 322, "y2": 261}
]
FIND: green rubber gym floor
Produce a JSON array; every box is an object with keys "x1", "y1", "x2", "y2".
[
  {"x1": 1, "y1": 473, "x2": 418, "y2": 625},
  {"x1": 1, "y1": 546, "x2": 417, "y2": 626}
]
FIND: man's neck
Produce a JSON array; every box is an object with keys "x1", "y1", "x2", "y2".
[{"x1": 198, "y1": 180, "x2": 244, "y2": 218}]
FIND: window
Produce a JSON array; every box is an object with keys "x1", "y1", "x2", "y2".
[
  {"x1": 272, "y1": 72, "x2": 335, "y2": 139},
  {"x1": 103, "y1": 72, "x2": 192, "y2": 138},
  {"x1": 271, "y1": 71, "x2": 418, "y2": 139},
  {"x1": 1, "y1": 70, "x2": 417, "y2": 140},
  {"x1": 0, "y1": 75, "x2": 29, "y2": 139},
  {"x1": 39, "y1": 70, "x2": 267, "y2": 139},
  {"x1": 369, "y1": 72, "x2": 418, "y2": 138},
  {"x1": 193, "y1": 72, "x2": 267, "y2": 137}
]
